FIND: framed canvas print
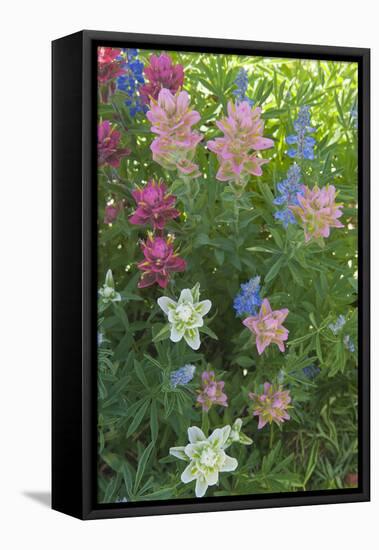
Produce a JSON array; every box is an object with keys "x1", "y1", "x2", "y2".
[{"x1": 52, "y1": 30, "x2": 370, "y2": 520}]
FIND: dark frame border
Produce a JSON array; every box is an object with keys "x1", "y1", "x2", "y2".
[{"x1": 52, "y1": 30, "x2": 370, "y2": 520}]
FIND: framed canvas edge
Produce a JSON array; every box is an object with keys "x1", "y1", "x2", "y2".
[{"x1": 55, "y1": 30, "x2": 370, "y2": 520}]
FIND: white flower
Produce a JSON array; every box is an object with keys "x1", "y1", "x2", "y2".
[
  {"x1": 169, "y1": 425, "x2": 238, "y2": 497},
  {"x1": 157, "y1": 283, "x2": 212, "y2": 350},
  {"x1": 226, "y1": 418, "x2": 253, "y2": 447},
  {"x1": 98, "y1": 269, "x2": 121, "y2": 305}
]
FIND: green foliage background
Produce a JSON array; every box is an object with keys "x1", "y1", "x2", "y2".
[{"x1": 97, "y1": 50, "x2": 358, "y2": 503}]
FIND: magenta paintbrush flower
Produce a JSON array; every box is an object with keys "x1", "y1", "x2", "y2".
[
  {"x1": 129, "y1": 179, "x2": 180, "y2": 231},
  {"x1": 146, "y1": 88, "x2": 202, "y2": 177},
  {"x1": 104, "y1": 200, "x2": 125, "y2": 224},
  {"x1": 249, "y1": 382, "x2": 291, "y2": 429},
  {"x1": 290, "y1": 184, "x2": 344, "y2": 242},
  {"x1": 137, "y1": 234, "x2": 186, "y2": 289},
  {"x1": 140, "y1": 54, "x2": 184, "y2": 105},
  {"x1": 197, "y1": 371, "x2": 228, "y2": 412},
  {"x1": 97, "y1": 47, "x2": 126, "y2": 103},
  {"x1": 207, "y1": 101, "x2": 274, "y2": 185},
  {"x1": 98, "y1": 121, "x2": 130, "y2": 168},
  {"x1": 98, "y1": 47, "x2": 122, "y2": 64},
  {"x1": 242, "y1": 299, "x2": 289, "y2": 355}
]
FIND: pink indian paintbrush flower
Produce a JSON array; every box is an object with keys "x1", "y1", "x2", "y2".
[
  {"x1": 140, "y1": 54, "x2": 184, "y2": 105},
  {"x1": 290, "y1": 184, "x2": 344, "y2": 242},
  {"x1": 98, "y1": 121, "x2": 130, "y2": 168},
  {"x1": 137, "y1": 234, "x2": 186, "y2": 289},
  {"x1": 97, "y1": 47, "x2": 126, "y2": 103},
  {"x1": 146, "y1": 88, "x2": 202, "y2": 177},
  {"x1": 196, "y1": 371, "x2": 228, "y2": 412},
  {"x1": 242, "y1": 298, "x2": 289, "y2": 355},
  {"x1": 207, "y1": 100, "x2": 274, "y2": 185},
  {"x1": 249, "y1": 382, "x2": 291, "y2": 429},
  {"x1": 129, "y1": 179, "x2": 180, "y2": 231}
]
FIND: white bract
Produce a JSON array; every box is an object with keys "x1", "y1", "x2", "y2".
[
  {"x1": 157, "y1": 284, "x2": 211, "y2": 350},
  {"x1": 98, "y1": 269, "x2": 121, "y2": 305},
  {"x1": 169, "y1": 425, "x2": 238, "y2": 498},
  {"x1": 227, "y1": 418, "x2": 253, "y2": 446}
]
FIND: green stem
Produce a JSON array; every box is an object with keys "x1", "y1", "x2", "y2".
[
  {"x1": 201, "y1": 410, "x2": 209, "y2": 436},
  {"x1": 269, "y1": 423, "x2": 274, "y2": 450},
  {"x1": 233, "y1": 200, "x2": 240, "y2": 235},
  {"x1": 179, "y1": 174, "x2": 194, "y2": 212}
]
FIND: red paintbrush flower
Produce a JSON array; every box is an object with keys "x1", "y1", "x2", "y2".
[
  {"x1": 137, "y1": 234, "x2": 186, "y2": 288},
  {"x1": 97, "y1": 47, "x2": 126, "y2": 103},
  {"x1": 140, "y1": 53, "x2": 184, "y2": 105},
  {"x1": 129, "y1": 179, "x2": 180, "y2": 231},
  {"x1": 97, "y1": 121, "x2": 130, "y2": 168},
  {"x1": 98, "y1": 47, "x2": 121, "y2": 64}
]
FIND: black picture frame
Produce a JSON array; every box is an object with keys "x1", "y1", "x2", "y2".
[{"x1": 52, "y1": 30, "x2": 370, "y2": 520}]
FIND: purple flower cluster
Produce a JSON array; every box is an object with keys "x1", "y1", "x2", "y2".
[
  {"x1": 233, "y1": 276, "x2": 262, "y2": 317},
  {"x1": 170, "y1": 365, "x2": 196, "y2": 388},
  {"x1": 197, "y1": 371, "x2": 228, "y2": 412},
  {"x1": 286, "y1": 106, "x2": 316, "y2": 160},
  {"x1": 249, "y1": 382, "x2": 291, "y2": 430},
  {"x1": 273, "y1": 163, "x2": 304, "y2": 228},
  {"x1": 117, "y1": 49, "x2": 145, "y2": 116},
  {"x1": 233, "y1": 68, "x2": 254, "y2": 106}
]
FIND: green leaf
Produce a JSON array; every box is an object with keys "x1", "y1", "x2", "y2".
[
  {"x1": 134, "y1": 360, "x2": 149, "y2": 389},
  {"x1": 304, "y1": 441, "x2": 319, "y2": 486},
  {"x1": 113, "y1": 304, "x2": 129, "y2": 330},
  {"x1": 214, "y1": 248, "x2": 225, "y2": 266},
  {"x1": 101, "y1": 451, "x2": 124, "y2": 473},
  {"x1": 103, "y1": 474, "x2": 120, "y2": 503},
  {"x1": 246, "y1": 245, "x2": 279, "y2": 254},
  {"x1": 121, "y1": 291, "x2": 143, "y2": 302},
  {"x1": 199, "y1": 325, "x2": 218, "y2": 340},
  {"x1": 126, "y1": 399, "x2": 150, "y2": 437},
  {"x1": 265, "y1": 256, "x2": 285, "y2": 283},
  {"x1": 258, "y1": 180, "x2": 275, "y2": 205},
  {"x1": 122, "y1": 462, "x2": 134, "y2": 498},
  {"x1": 235, "y1": 356, "x2": 255, "y2": 368},
  {"x1": 315, "y1": 334, "x2": 323, "y2": 363},
  {"x1": 134, "y1": 442, "x2": 155, "y2": 493},
  {"x1": 288, "y1": 262, "x2": 304, "y2": 287},
  {"x1": 150, "y1": 400, "x2": 159, "y2": 443},
  {"x1": 152, "y1": 324, "x2": 171, "y2": 343}
]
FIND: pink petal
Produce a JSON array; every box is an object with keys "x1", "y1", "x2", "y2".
[
  {"x1": 251, "y1": 136, "x2": 274, "y2": 150},
  {"x1": 260, "y1": 299, "x2": 272, "y2": 318}
]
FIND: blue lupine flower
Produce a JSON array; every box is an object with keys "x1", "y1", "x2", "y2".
[
  {"x1": 126, "y1": 49, "x2": 138, "y2": 61},
  {"x1": 344, "y1": 335, "x2": 355, "y2": 353},
  {"x1": 117, "y1": 49, "x2": 145, "y2": 117},
  {"x1": 303, "y1": 364, "x2": 321, "y2": 379},
  {"x1": 328, "y1": 315, "x2": 346, "y2": 335},
  {"x1": 274, "y1": 209, "x2": 296, "y2": 227},
  {"x1": 233, "y1": 276, "x2": 262, "y2": 317},
  {"x1": 286, "y1": 106, "x2": 316, "y2": 159},
  {"x1": 170, "y1": 364, "x2": 196, "y2": 388},
  {"x1": 233, "y1": 68, "x2": 254, "y2": 106},
  {"x1": 273, "y1": 163, "x2": 304, "y2": 228}
]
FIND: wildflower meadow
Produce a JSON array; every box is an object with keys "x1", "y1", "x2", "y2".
[{"x1": 97, "y1": 47, "x2": 358, "y2": 503}]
